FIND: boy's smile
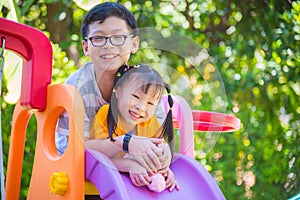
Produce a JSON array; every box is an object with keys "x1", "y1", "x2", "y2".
[{"x1": 100, "y1": 54, "x2": 119, "y2": 59}]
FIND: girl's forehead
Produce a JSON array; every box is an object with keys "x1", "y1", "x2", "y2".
[
  {"x1": 126, "y1": 81, "x2": 162, "y2": 98},
  {"x1": 125, "y1": 78, "x2": 161, "y2": 90}
]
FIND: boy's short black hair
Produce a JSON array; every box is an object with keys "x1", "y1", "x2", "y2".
[{"x1": 81, "y1": 2, "x2": 137, "y2": 40}]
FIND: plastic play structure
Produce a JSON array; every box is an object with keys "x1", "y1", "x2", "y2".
[{"x1": 0, "y1": 17, "x2": 241, "y2": 199}]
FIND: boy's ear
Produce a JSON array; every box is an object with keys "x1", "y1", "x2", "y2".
[
  {"x1": 82, "y1": 40, "x2": 89, "y2": 56},
  {"x1": 131, "y1": 36, "x2": 139, "y2": 53}
]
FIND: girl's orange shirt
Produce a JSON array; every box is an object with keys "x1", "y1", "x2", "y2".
[{"x1": 89, "y1": 104, "x2": 162, "y2": 139}]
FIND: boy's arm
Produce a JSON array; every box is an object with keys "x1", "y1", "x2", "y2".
[
  {"x1": 84, "y1": 135, "x2": 164, "y2": 173},
  {"x1": 84, "y1": 137, "x2": 124, "y2": 157}
]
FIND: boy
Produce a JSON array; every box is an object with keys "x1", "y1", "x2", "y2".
[{"x1": 55, "y1": 2, "x2": 171, "y2": 174}]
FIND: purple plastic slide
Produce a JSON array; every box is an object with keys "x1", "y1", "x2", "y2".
[{"x1": 85, "y1": 149, "x2": 225, "y2": 200}]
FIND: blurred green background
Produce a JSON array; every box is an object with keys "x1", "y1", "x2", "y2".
[{"x1": 0, "y1": 0, "x2": 299, "y2": 199}]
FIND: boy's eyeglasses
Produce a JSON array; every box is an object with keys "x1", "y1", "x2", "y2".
[{"x1": 85, "y1": 34, "x2": 134, "y2": 47}]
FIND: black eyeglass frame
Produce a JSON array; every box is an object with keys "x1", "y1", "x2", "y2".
[{"x1": 84, "y1": 34, "x2": 135, "y2": 47}]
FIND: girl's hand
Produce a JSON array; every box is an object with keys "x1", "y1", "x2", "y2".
[
  {"x1": 129, "y1": 136, "x2": 164, "y2": 173},
  {"x1": 164, "y1": 169, "x2": 180, "y2": 192},
  {"x1": 129, "y1": 161, "x2": 151, "y2": 187}
]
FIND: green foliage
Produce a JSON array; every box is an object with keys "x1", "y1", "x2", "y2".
[{"x1": 1, "y1": 0, "x2": 299, "y2": 199}]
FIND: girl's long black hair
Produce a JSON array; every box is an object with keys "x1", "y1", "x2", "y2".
[{"x1": 107, "y1": 64, "x2": 175, "y2": 155}]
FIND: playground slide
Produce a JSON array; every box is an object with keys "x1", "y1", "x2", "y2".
[{"x1": 85, "y1": 149, "x2": 225, "y2": 200}]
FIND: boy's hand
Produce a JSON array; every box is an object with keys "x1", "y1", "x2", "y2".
[{"x1": 129, "y1": 136, "x2": 164, "y2": 173}]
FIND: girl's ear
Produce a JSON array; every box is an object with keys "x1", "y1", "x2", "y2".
[{"x1": 114, "y1": 87, "x2": 120, "y2": 99}]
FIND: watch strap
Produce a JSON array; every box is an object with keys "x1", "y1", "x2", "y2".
[{"x1": 123, "y1": 131, "x2": 134, "y2": 152}]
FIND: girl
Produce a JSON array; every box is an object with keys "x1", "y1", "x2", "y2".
[{"x1": 90, "y1": 64, "x2": 179, "y2": 192}]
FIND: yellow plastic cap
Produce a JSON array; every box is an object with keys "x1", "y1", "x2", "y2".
[{"x1": 49, "y1": 172, "x2": 68, "y2": 195}]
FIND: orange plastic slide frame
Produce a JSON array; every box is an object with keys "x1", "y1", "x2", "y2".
[{"x1": 5, "y1": 84, "x2": 85, "y2": 199}]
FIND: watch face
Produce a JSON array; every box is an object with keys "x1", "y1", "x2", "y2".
[{"x1": 124, "y1": 134, "x2": 132, "y2": 142}]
